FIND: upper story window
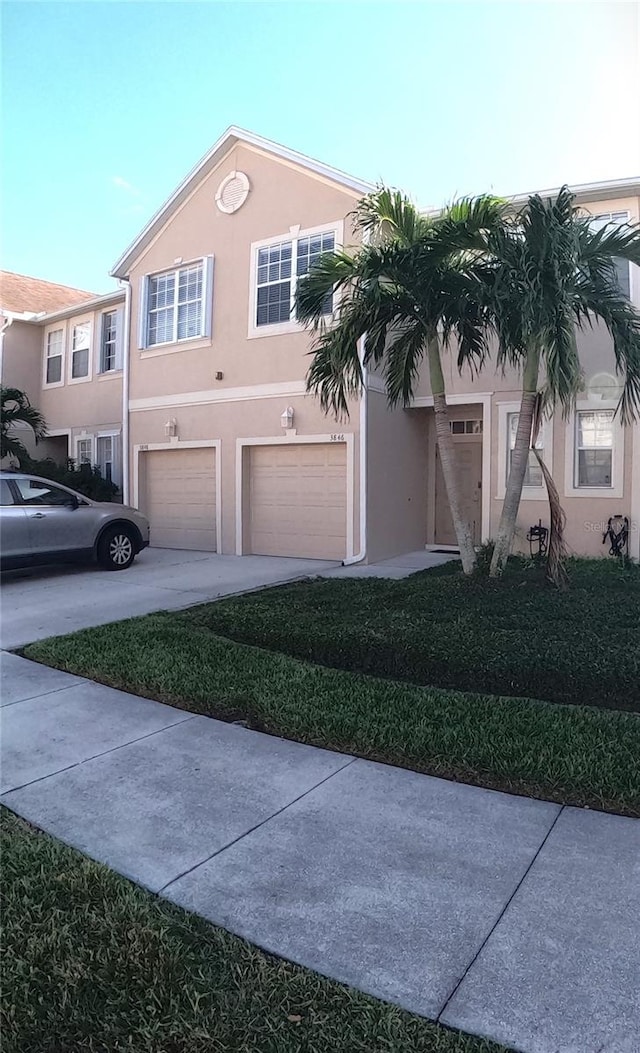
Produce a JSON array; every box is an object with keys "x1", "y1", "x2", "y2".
[
  {"x1": 508, "y1": 411, "x2": 544, "y2": 487},
  {"x1": 139, "y1": 257, "x2": 213, "y2": 350},
  {"x1": 575, "y1": 410, "x2": 614, "y2": 487},
  {"x1": 100, "y1": 311, "x2": 118, "y2": 372},
  {"x1": 71, "y1": 322, "x2": 91, "y2": 379},
  {"x1": 46, "y1": 329, "x2": 63, "y2": 384},
  {"x1": 591, "y1": 212, "x2": 631, "y2": 298},
  {"x1": 252, "y1": 226, "x2": 338, "y2": 335}
]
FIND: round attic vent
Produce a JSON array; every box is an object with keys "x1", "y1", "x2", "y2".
[
  {"x1": 586, "y1": 372, "x2": 622, "y2": 401},
  {"x1": 215, "y1": 171, "x2": 250, "y2": 214}
]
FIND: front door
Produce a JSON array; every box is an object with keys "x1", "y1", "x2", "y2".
[{"x1": 435, "y1": 441, "x2": 482, "y2": 546}]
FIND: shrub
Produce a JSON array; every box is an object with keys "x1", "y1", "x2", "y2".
[{"x1": 23, "y1": 457, "x2": 120, "y2": 502}]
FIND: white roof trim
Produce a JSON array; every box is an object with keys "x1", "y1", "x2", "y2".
[
  {"x1": 37, "y1": 289, "x2": 125, "y2": 324},
  {"x1": 508, "y1": 176, "x2": 640, "y2": 207},
  {"x1": 110, "y1": 126, "x2": 374, "y2": 278}
]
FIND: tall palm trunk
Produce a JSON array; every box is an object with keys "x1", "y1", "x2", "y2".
[
  {"x1": 428, "y1": 336, "x2": 477, "y2": 575},
  {"x1": 490, "y1": 345, "x2": 541, "y2": 577}
]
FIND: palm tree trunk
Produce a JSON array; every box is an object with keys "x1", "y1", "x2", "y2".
[
  {"x1": 490, "y1": 346, "x2": 540, "y2": 577},
  {"x1": 428, "y1": 337, "x2": 477, "y2": 575}
]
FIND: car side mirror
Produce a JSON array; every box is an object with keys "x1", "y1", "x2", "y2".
[{"x1": 64, "y1": 495, "x2": 79, "y2": 510}]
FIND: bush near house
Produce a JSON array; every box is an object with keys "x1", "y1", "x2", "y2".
[
  {"x1": 1, "y1": 809, "x2": 509, "y2": 1053},
  {"x1": 22, "y1": 457, "x2": 119, "y2": 502}
]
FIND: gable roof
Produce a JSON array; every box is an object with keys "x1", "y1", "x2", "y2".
[
  {"x1": 0, "y1": 271, "x2": 97, "y2": 316},
  {"x1": 111, "y1": 126, "x2": 374, "y2": 279}
]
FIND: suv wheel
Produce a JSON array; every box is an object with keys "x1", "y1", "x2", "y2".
[{"x1": 97, "y1": 526, "x2": 137, "y2": 570}]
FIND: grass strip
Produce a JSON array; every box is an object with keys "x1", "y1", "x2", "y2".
[
  {"x1": 24, "y1": 613, "x2": 640, "y2": 816},
  {"x1": 0, "y1": 808, "x2": 510, "y2": 1053}
]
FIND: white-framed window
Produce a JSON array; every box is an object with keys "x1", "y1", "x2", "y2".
[
  {"x1": 100, "y1": 310, "x2": 119, "y2": 372},
  {"x1": 450, "y1": 419, "x2": 483, "y2": 435},
  {"x1": 507, "y1": 412, "x2": 544, "y2": 488},
  {"x1": 496, "y1": 401, "x2": 551, "y2": 500},
  {"x1": 138, "y1": 257, "x2": 214, "y2": 350},
  {"x1": 564, "y1": 400, "x2": 624, "y2": 499},
  {"x1": 96, "y1": 433, "x2": 120, "y2": 485},
  {"x1": 70, "y1": 321, "x2": 91, "y2": 380},
  {"x1": 45, "y1": 329, "x2": 64, "y2": 385},
  {"x1": 249, "y1": 222, "x2": 341, "y2": 338},
  {"x1": 76, "y1": 437, "x2": 93, "y2": 465},
  {"x1": 590, "y1": 211, "x2": 631, "y2": 298},
  {"x1": 574, "y1": 410, "x2": 614, "y2": 487}
]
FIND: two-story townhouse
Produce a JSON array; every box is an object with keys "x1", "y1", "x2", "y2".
[
  {"x1": 5, "y1": 135, "x2": 639, "y2": 564},
  {"x1": 110, "y1": 128, "x2": 639, "y2": 563},
  {"x1": 403, "y1": 181, "x2": 640, "y2": 563},
  {"x1": 38, "y1": 290, "x2": 126, "y2": 485},
  {"x1": 1, "y1": 271, "x2": 126, "y2": 485},
  {"x1": 111, "y1": 128, "x2": 373, "y2": 558}
]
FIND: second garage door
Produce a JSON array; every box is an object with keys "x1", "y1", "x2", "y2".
[
  {"x1": 141, "y1": 447, "x2": 216, "y2": 551},
  {"x1": 248, "y1": 443, "x2": 347, "y2": 560}
]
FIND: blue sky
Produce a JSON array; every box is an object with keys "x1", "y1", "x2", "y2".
[{"x1": 2, "y1": 1, "x2": 638, "y2": 293}]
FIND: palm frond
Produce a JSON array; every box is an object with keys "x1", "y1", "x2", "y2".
[{"x1": 351, "y1": 186, "x2": 431, "y2": 247}]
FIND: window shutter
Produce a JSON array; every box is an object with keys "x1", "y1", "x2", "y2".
[
  {"x1": 203, "y1": 255, "x2": 214, "y2": 338},
  {"x1": 138, "y1": 277, "x2": 149, "y2": 349},
  {"x1": 115, "y1": 307, "x2": 125, "y2": 369}
]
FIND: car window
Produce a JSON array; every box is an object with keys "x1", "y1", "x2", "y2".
[
  {"x1": 0, "y1": 480, "x2": 15, "y2": 506},
  {"x1": 14, "y1": 479, "x2": 76, "y2": 506}
]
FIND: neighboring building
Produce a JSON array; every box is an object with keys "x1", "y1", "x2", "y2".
[
  {"x1": 1, "y1": 272, "x2": 125, "y2": 482},
  {"x1": 38, "y1": 291, "x2": 125, "y2": 485},
  {"x1": 3, "y1": 131, "x2": 639, "y2": 561}
]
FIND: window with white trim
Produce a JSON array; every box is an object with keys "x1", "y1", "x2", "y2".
[
  {"x1": 76, "y1": 438, "x2": 92, "y2": 465},
  {"x1": 575, "y1": 410, "x2": 614, "y2": 487},
  {"x1": 507, "y1": 412, "x2": 543, "y2": 487},
  {"x1": 591, "y1": 212, "x2": 631, "y2": 298},
  {"x1": 71, "y1": 323, "x2": 90, "y2": 379},
  {"x1": 97, "y1": 435, "x2": 116, "y2": 483},
  {"x1": 145, "y1": 262, "x2": 207, "y2": 347},
  {"x1": 100, "y1": 311, "x2": 118, "y2": 372},
  {"x1": 255, "y1": 230, "x2": 335, "y2": 328},
  {"x1": 46, "y1": 329, "x2": 63, "y2": 384}
]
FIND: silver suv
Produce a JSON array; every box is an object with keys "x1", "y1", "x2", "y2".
[{"x1": 0, "y1": 471, "x2": 150, "y2": 571}]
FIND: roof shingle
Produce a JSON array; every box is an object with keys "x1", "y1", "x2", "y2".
[{"x1": 0, "y1": 271, "x2": 97, "y2": 315}]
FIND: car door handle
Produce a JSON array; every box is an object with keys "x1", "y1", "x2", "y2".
[{"x1": 29, "y1": 512, "x2": 46, "y2": 519}]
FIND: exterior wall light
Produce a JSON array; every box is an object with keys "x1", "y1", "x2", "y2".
[
  {"x1": 165, "y1": 417, "x2": 178, "y2": 439},
  {"x1": 280, "y1": 406, "x2": 294, "y2": 430}
]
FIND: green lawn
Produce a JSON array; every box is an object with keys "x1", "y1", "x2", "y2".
[
  {"x1": 25, "y1": 603, "x2": 640, "y2": 816},
  {"x1": 0, "y1": 809, "x2": 510, "y2": 1053},
  {"x1": 177, "y1": 557, "x2": 640, "y2": 713}
]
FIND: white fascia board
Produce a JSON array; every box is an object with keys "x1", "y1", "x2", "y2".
[{"x1": 37, "y1": 290, "x2": 125, "y2": 325}]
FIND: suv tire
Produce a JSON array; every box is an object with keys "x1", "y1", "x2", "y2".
[{"x1": 97, "y1": 525, "x2": 137, "y2": 570}]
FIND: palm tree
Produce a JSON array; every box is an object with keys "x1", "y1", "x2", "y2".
[
  {"x1": 487, "y1": 188, "x2": 640, "y2": 577},
  {"x1": 295, "y1": 188, "x2": 507, "y2": 575},
  {"x1": 0, "y1": 387, "x2": 47, "y2": 465}
]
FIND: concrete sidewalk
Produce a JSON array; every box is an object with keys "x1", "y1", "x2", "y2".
[{"x1": 2, "y1": 652, "x2": 638, "y2": 1053}]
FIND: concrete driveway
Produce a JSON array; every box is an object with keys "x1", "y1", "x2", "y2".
[
  {"x1": 0, "y1": 549, "x2": 338, "y2": 650},
  {"x1": 0, "y1": 547, "x2": 456, "y2": 651}
]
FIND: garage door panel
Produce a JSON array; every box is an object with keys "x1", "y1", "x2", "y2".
[
  {"x1": 142, "y1": 448, "x2": 216, "y2": 551},
  {"x1": 248, "y1": 443, "x2": 347, "y2": 560}
]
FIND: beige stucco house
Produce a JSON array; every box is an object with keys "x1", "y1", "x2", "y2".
[
  {"x1": 1, "y1": 272, "x2": 125, "y2": 484},
  {"x1": 4, "y1": 130, "x2": 639, "y2": 562}
]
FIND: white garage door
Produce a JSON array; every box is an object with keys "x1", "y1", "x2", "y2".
[
  {"x1": 248, "y1": 443, "x2": 347, "y2": 560},
  {"x1": 141, "y1": 447, "x2": 216, "y2": 551}
]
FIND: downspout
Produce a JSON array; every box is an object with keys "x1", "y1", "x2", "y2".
[
  {"x1": 118, "y1": 278, "x2": 132, "y2": 504},
  {"x1": 342, "y1": 335, "x2": 368, "y2": 565},
  {"x1": 0, "y1": 315, "x2": 14, "y2": 383}
]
